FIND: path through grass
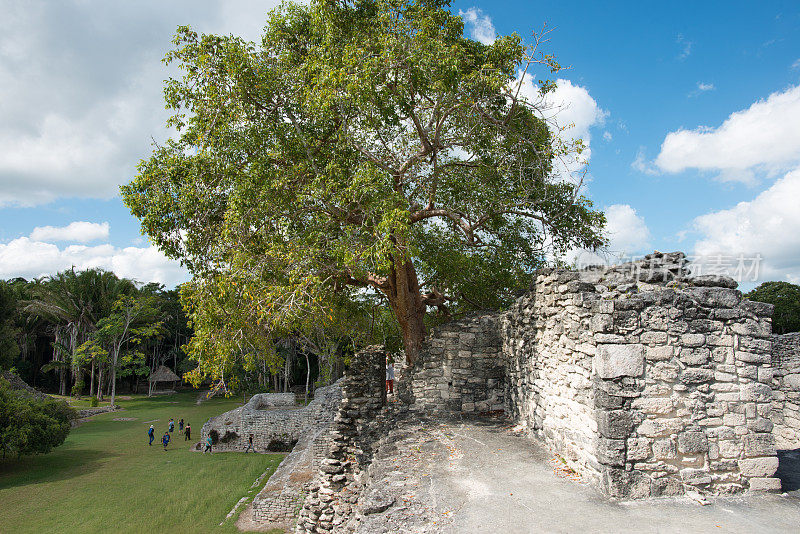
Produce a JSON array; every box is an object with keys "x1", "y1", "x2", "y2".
[{"x1": 0, "y1": 391, "x2": 285, "y2": 533}]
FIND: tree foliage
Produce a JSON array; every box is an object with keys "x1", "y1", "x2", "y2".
[
  {"x1": 0, "y1": 378, "x2": 73, "y2": 459},
  {"x1": 746, "y1": 281, "x2": 800, "y2": 334},
  {"x1": 0, "y1": 283, "x2": 19, "y2": 371},
  {"x1": 122, "y1": 0, "x2": 605, "y2": 367}
]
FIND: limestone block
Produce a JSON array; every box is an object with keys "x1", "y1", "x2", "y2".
[
  {"x1": 680, "y1": 468, "x2": 711, "y2": 486},
  {"x1": 681, "y1": 333, "x2": 706, "y2": 347},
  {"x1": 679, "y1": 348, "x2": 709, "y2": 365},
  {"x1": 740, "y1": 383, "x2": 772, "y2": 402},
  {"x1": 747, "y1": 418, "x2": 773, "y2": 433},
  {"x1": 652, "y1": 438, "x2": 677, "y2": 459},
  {"x1": 631, "y1": 397, "x2": 674, "y2": 415},
  {"x1": 596, "y1": 344, "x2": 644, "y2": 379},
  {"x1": 646, "y1": 346, "x2": 673, "y2": 361},
  {"x1": 597, "y1": 438, "x2": 626, "y2": 467},
  {"x1": 742, "y1": 433, "x2": 776, "y2": 458},
  {"x1": 735, "y1": 351, "x2": 771, "y2": 364},
  {"x1": 784, "y1": 374, "x2": 800, "y2": 391},
  {"x1": 738, "y1": 457, "x2": 779, "y2": 477},
  {"x1": 722, "y1": 413, "x2": 745, "y2": 427},
  {"x1": 627, "y1": 438, "x2": 651, "y2": 461},
  {"x1": 677, "y1": 431, "x2": 709, "y2": 454},
  {"x1": 641, "y1": 331, "x2": 668, "y2": 344},
  {"x1": 748, "y1": 477, "x2": 782, "y2": 492},
  {"x1": 596, "y1": 409, "x2": 632, "y2": 439},
  {"x1": 680, "y1": 368, "x2": 714, "y2": 384}
]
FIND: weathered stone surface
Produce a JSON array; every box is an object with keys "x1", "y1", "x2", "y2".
[
  {"x1": 742, "y1": 433, "x2": 776, "y2": 458},
  {"x1": 597, "y1": 409, "x2": 632, "y2": 439},
  {"x1": 748, "y1": 477, "x2": 782, "y2": 492},
  {"x1": 677, "y1": 431, "x2": 709, "y2": 454},
  {"x1": 738, "y1": 457, "x2": 779, "y2": 478},
  {"x1": 596, "y1": 344, "x2": 644, "y2": 379}
]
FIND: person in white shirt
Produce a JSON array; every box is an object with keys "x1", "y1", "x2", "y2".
[{"x1": 386, "y1": 357, "x2": 395, "y2": 395}]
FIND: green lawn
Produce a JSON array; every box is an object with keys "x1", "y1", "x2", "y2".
[{"x1": 0, "y1": 391, "x2": 285, "y2": 534}]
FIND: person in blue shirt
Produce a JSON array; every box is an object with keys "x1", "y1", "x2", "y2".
[
  {"x1": 148, "y1": 425, "x2": 155, "y2": 446},
  {"x1": 162, "y1": 431, "x2": 170, "y2": 451},
  {"x1": 168, "y1": 419, "x2": 175, "y2": 433},
  {"x1": 204, "y1": 435, "x2": 213, "y2": 454}
]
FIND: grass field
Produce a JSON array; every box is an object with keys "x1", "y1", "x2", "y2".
[{"x1": 0, "y1": 391, "x2": 285, "y2": 534}]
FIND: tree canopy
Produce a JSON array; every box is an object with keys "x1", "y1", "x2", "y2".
[
  {"x1": 746, "y1": 281, "x2": 800, "y2": 334},
  {"x1": 122, "y1": 0, "x2": 605, "y2": 368}
]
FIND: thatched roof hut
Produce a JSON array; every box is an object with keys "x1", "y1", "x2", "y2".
[
  {"x1": 148, "y1": 365, "x2": 180, "y2": 396},
  {"x1": 149, "y1": 365, "x2": 181, "y2": 383}
]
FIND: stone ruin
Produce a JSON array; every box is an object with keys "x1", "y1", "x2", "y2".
[
  {"x1": 399, "y1": 252, "x2": 797, "y2": 498},
  {"x1": 199, "y1": 387, "x2": 341, "y2": 453},
  {"x1": 198, "y1": 251, "x2": 800, "y2": 532}
]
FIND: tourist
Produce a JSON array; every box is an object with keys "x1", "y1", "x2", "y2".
[
  {"x1": 168, "y1": 418, "x2": 175, "y2": 433},
  {"x1": 148, "y1": 424, "x2": 155, "y2": 446},
  {"x1": 179, "y1": 418, "x2": 184, "y2": 431},
  {"x1": 386, "y1": 356, "x2": 395, "y2": 395},
  {"x1": 204, "y1": 435, "x2": 213, "y2": 454},
  {"x1": 245, "y1": 434, "x2": 255, "y2": 453},
  {"x1": 184, "y1": 423, "x2": 191, "y2": 441},
  {"x1": 162, "y1": 431, "x2": 170, "y2": 451}
]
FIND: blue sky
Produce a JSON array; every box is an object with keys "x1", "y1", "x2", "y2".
[{"x1": 1, "y1": 0, "x2": 799, "y2": 289}]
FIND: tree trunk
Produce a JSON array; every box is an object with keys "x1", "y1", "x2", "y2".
[
  {"x1": 385, "y1": 258, "x2": 427, "y2": 367},
  {"x1": 90, "y1": 360, "x2": 95, "y2": 397},
  {"x1": 110, "y1": 345, "x2": 119, "y2": 407},
  {"x1": 97, "y1": 366, "x2": 104, "y2": 401},
  {"x1": 304, "y1": 352, "x2": 311, "y2": 405}
]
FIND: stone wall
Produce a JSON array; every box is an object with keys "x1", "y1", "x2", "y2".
[
  {"x1": 200, "y1": 387, "x2": 341, "y2": 453},
  {"x1": 772, "y1": 333, "x2": 800, "y2": 449},
  {"x1": 296, "y1": 346, "x2": 387, "y2": 533},
  {"x1": 502, "y1": 273, "x2": 599, "y2": 483},
  {"x1": 503, "y1": 253, "x2": 781, "y2": 497},
  {"x1": 400, "y1": 314, "x2": 504, "y2": 414}
]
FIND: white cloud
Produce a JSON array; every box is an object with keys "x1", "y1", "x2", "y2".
[
  {"x1": 631, "y1": 147, "x2": 658, "y2": 175},
  {"x1": 603, "y1": 131, "x2": 613, "y2": 142},
  {"x1": 0, "y1": 236, "x2": 189, "y2": 287},
  {"x1": 516, "y1": 75, "x2": 607, "y2": 177},
  {"x1": 692, "y1": 166, "x2": 800, "y2": 283},
  {"x1": 30, "y1": 221, "x2": 109, "y2": 243},
  {"x1": 697, "y1": 82, "x2": 715, "y2": 92},
  {"x1": 793, "y1": 58, "x2": 800, "y2": 70},
  {"x1": 653, "y1": 85, "x2": 800, "y2": 182},
  {"x1": 677, "y1": 34, "x2": 692, "y2": 60},
  {"x1": 459, "y1": 8, "x2": 496, "y2": 45},
  {"x1": 568, "y1": 204, "x2": 651, "y2": 268},
  {"x1": 0, "y1": 0, "x2": 283, "y2": 207},
  {"x1": 604, "y1": 204, "x2": 651, "y2": 254}
]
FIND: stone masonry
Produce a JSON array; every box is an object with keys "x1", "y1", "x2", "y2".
[
  {"x1": 295, "y1": 346, "x2": 387, "y2": 533},
  {"x1": 399, "y1": 313, "x2": 504, "y2": 414},
  {"x1": 200, "y1": 387, "x2": 341, "y2": 453},
  {"x1": 402, "y1": 252, "x2": 783, "y2": 497},
  {"x1": 772, "y1": 332, "x2": 800, "y2": 449}
]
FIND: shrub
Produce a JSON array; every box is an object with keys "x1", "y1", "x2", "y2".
[
  {"x1": 90, "y1": 396, "x2": 99, "y2": 407},
  {"x1": 0, "y1": 378, "x2": 74, "y2": 459}
]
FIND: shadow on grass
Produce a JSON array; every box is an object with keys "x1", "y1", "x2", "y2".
[
  {"x1": 0, "y1": 448, "x2": 115, "y2": 490},
  {"x1": 776, "y1": 448, "x2": 800, "y2": 492}
]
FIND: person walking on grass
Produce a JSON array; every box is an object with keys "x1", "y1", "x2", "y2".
[
  {"x1": 148, "y1": 425, "x2": 155, "y2": 446},
  {"x1": 184, "y1": 423, "x2": 191, "y2": 441},
  {"x1": 179, "y1": 418, "x2": 184, "y2": 432},
  {"x1": 204, "y1": 435, "x2": 213, "y2": 454},
  {"x1": 169, "y1": 418, "x2": 175, "y2": 433},
  {"x1": 245, "y1": 434, "x2": 255, "y2": 453},
  {"x1": 162, "y1": 431, "x2": 170, "y2": 451}
]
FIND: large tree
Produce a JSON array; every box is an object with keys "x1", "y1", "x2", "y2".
[{"x1": 122, "y1": 0, "x2": 605, "y2": 367}]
